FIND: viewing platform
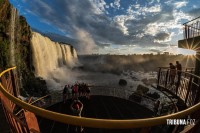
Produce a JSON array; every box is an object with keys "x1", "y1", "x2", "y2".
[
  {"x1": 1, "y1": 67, "x2": 200, "y2": 133},
  {"x1": 38, "y1": 96, "x2": 153, "y2": 133},
  {"x1": 178, "y1": 16, "x2": 200, "y2": 50}
]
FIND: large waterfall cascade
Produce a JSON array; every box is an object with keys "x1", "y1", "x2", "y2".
[
  {"x1": 31, "y1": 32, "x2": 78, "y2": 79},
  {"x1": 10, "y1": 6, "x2": 17, "y2": 66}
]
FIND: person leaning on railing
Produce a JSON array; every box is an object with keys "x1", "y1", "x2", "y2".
[
  {"x1": 176, "y1": 61, "x2": 182, "y2": 88},
  {"x1": 169, "y1": 63, "x2": 176, "y2": 85}
]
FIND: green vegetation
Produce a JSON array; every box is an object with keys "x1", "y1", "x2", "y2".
[
  {"x1": 0, "y1": 0, "x2": 4, "y2": 5},
  {"x1": 0, "y1": 40, "x2": 9, "y2": 68},
  {"x1": 0, "y1": 0, "x2": 48, "y2": 97}
]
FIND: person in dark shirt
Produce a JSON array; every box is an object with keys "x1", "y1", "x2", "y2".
[
  {"x1": 176, "y1": 61, "x2": 182, "y2": 89},
  {"x1": 176, "y1": 61, "x2": 182, "y2": 75},
  {"x1": 169, "y1": 63, "x2": 176, "y2": 85},
  {"x1": 63, "y1": 85, "x2": 68, "y2": 103},
  {"x1": 176, "y1": 61, "x2": 182, "y2": 70}
]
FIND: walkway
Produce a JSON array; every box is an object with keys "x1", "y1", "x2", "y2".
[{"x1": 37, "y1": 95, "x2": 153, "y2": 133}]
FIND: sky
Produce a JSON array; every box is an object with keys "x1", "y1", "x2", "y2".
[{"x1": 9, "y1": 0, "x2": 200, "y2": 55}]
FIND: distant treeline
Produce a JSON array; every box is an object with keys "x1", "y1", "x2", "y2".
[{"x1": 78, "y1": 54, "x2": 195, "y2": 75}]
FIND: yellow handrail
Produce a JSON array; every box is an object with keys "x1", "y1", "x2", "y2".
[
  {"x1": 0, "y1": 67, "x2": 200, "y2": 129},
  {"x1": 15, "y1": 95, "x2": 50, "y2": 116}
]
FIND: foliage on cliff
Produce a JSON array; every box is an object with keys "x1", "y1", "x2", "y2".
[
  {"x1": 0, "y1": 0, "x2": 10, "y2": 68},
  {"x1": 0, "y1": 0, "x2": 48, "y2": 97}
]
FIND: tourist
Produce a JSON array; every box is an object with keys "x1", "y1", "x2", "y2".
[
  {"x1": 86, "y1": 84, "x2": 91, "y2": 99},
  {"x1": 71, "y1": 98, "x2": 83, "y2": 116},
  {"x1": 66, "y1": 84, "x2": 71, "y2": 99},
  {"x1": 80, "y1": 83, "x2": 85, "y2": 97},
  {"x1": 176, "y1": 61, "x2": 182, "y2": 88},
  {"x1": 78, "y1": 83, "x2": 82, "y2": 97},
  {"x1": 63, "y1": 85, "x2": 68, "y2": 103},
  {"x1": 72, "y1": 83, "x2": 78, "y2": 99},
  {"x1": 169, "y1": 63, "x2": 176, "y2": 85},
  {"x1": 70, "y1": 98, "x2": 84, "y2": 132}
]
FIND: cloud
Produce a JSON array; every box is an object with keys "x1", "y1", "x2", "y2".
[
  {"x1": 140, "y1": 4, "x2": 161, "y2": 13},
  {"x1": 89, "y1": 0, "x2": 107, "y2": 14},
  {"x1": 188, "y1": 8, "x2": 200, "y2": 18},
  {"x1": 174, "y1": 1, "x2": 188, "y2": 8},
  {"x1": 19, "y1": 0, "x2": 196, "y2": 54},
  {"x1": 74, "y1": 28, "x2": 97, "y2": 54},
  {"x1": 113, "y1": 15, "x2": 134, "y2": 35},
  {"x1": 154, "y1": 32, "x2": 171, "y2": 43},
  {"x1": 149, "y1": 49, "x2": 162, "y2": 53},
  {"x1": 114, "y1": 0, "x2": 121, "y2": 9},
  {"x1": 110, "y1": 0, "x2": 121, "y2": 9}
]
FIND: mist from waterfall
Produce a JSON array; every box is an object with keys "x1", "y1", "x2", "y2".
[
  {"x1": 31, "y1": 32, "x2": 79, "y2": 90},
  {"x1": 10, "y1": 6, "x2": 17, "y2": 66}
]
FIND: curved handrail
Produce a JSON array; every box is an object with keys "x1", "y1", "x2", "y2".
[
  {"x1": 1, "y1": 67, "x2": 200, "y2": 129},
  {"x1": 15, "y1": 94, "x2": 50, "y2": 116},
  {"x1": 158, "y1": 67, "x2": 196, "y2": 77}
]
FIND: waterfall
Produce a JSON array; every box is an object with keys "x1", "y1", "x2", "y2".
[
  {"x1": 31, "y1": 32, "x2": 79, "y2": 90},
  {"x1": 10, "y1": 6, "x2": 17, "y2": 66}
]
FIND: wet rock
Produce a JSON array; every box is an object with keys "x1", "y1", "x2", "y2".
[
  {"x1": 129, "y1": 93, "x2": 142, "y2": 103},
  {"x1": 136, "y1": 84, "x2": 149, "y2": 94},
  {"x1": 119, "y1": 79, "x2": 127, "y2": 86},
  {"x1": 131, "y1": 76, "x2": 139, "y2": 81},
  {"x1": 129, "y1": 84, "x2": 150, "y2": 103},
  {"x1": 141, "y1": 78, "x2": 157, "y2": 85},
  {"x1": 146, "y1": 92, "x2": 160, "y2": 99}
]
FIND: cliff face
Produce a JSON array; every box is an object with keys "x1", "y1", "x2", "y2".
[
  {"x1": 0, "y1": 0, "x2": 12, "y2": 67},
  {"x1": 0, "y1": 0, "x2": 31, "y2": 68},
  {"x1": 0, "y1": 0, "x2": 47, "y2": 96},
  {"x1": 0, "y1": 0, "x2": 78, "y2": 96}
]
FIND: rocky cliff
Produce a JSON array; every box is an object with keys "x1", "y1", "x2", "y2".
[{"x1": 0, "y1": 0, "x2": 78, "y2": 96}]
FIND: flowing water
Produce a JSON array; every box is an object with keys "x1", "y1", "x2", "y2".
[
  {"x1": 10, "y1": 7, "x2": 17, "y2": 66},
  {"x1": 31, "y1": 32, "x2": 79, "y2": 89}
]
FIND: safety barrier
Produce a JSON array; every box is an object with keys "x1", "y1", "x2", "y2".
[
  {"x1": 0, "y1": 67, "x2": 40, "y2": 133},
  {"x1": 49, "y1": 85, "x2": 177, "y2": 115},
  {"x1": 157, "y1": 67, "x2": 200, "y2": 107},
  {"x1": 183, "y1": 16, "x2": 200, "y2": 39},
  {"x1": 0, "y1": 67, "x2": 200, "y2": 132}
]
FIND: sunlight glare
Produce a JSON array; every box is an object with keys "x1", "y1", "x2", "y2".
[{"x1": 178, "y1": 48, "x2": 196, "y2": 55}]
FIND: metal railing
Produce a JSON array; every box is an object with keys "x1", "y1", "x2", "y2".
[
  {"x1": 0, "y1": 67, "x2": 200, "y2": 132},
  {"x1": 0, "y1": 67, "x2": 40, "y2": 133},
  {"x1": 183, "y1": 16, "x2": 200, "y2": 39},
  {"x1": 49, "y1": 85, "x2": 178, "y2": 115},
  {"x1": 51, "y1": 87, "x2": 154, "y2": 107},
  {"x1": 157, "y1": 67, "x2": 200, "y2": 107}
]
